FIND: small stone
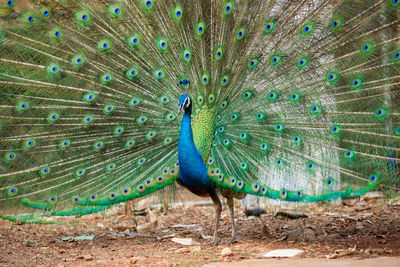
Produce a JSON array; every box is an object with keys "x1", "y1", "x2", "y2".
[
  {"x1": 361, "y1": 191, "x2": 384, "y2": 201},
  {"x1": 171, "y1": 237, "x2": 200, "y2": 246},
  {"x1": 263, "y1": 249, "x2": 305, "y2": 258},
  {"x1": 345, "y1": 224, "x2": 357, "y2": 234},
  {"x1": 286, "y1": 228, "x2": 302, "y2": 241},
  {"x1": 156, "y1": 260, "x2": 171, "y2": 267},
  {"x1": 244, "y1": 207, "x2": 267, "y2": 217},
  {"x1": 83, "y1": 255, "x2": 93, "y2": 261},
  {"x1": 303, "y1": 228, "x2": 317, "y2": 242},
  {"x1": 130, "y1": 257, "x2": 139, "y2": 264},
  {"x1": 221, "y1": 247, "x2": 233, "y2": 256},
  {"x1": 175, "y1": 247, "x2": 189, "y2": 254},
  {"x1": 275, "y1": 211, "x2": 308, "y2": 219},
  {"x1": 200, "y1": 233, "x2": 213, "y2": 240},
  {"x1": 325, "y1": 234, "x2": 339, "y2": 242},
  {"x1": 356, "y1": 222, "x2": 364, "y2": 230},
  {"x1": 191, "y1": 246, "x2": 202, "y2": 252}
]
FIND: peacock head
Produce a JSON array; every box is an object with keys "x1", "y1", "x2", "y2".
[{"x1": 178, "y1": 94, "x2": 191, "y2": 115}]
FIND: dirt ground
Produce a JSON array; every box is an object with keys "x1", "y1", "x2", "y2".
[{"x1": 1, "y1": 192, "x2": 400, "y2": 267}]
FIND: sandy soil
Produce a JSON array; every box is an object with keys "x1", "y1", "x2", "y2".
[{"x1": 0, "y1": 193, "x2": 399, "y2": 266}]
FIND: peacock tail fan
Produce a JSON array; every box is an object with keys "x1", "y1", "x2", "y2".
[{"x1": 0, "y1": 0, "x2": 399, "y2": 222}]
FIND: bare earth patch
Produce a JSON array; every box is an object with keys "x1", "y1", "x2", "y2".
[{"x1": 0, "y1": 194, "x2": 399, "y2": 266}]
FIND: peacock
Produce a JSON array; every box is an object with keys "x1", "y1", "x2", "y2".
[{"x1": 0, "y1": 0, "x2": 399, "y2": 245}]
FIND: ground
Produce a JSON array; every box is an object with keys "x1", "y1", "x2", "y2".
[{"x1": 0, "y1": 192, "x2": 399, "y2": 267}]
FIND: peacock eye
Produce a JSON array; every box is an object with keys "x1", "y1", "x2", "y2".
[
  {"x1": 182, "y1": 48, "x2": 191, "y2": 61},
  {"x1": 199, "y1": 26, "x2": 203, "y2": 32},
  {"x1": 223, "y1": 1, "x2": 233, "y2": 15},
  {"x1": 215, "y1": 46, "x2": 224, "y2": 60},
  {"x1": 154, "y1": 69, "x2": 164, "y2": 79},
  {"x1": 77, "y1": 11, "x2": 90, "y2": 24},
  {"x1": 264, "y1": 20, "x2": 275, "y2": 33}
]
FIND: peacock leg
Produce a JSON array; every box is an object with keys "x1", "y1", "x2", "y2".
[
  {"x1": 227, "y1": 196, "x2": 237, "y2": 243},
  {"x1": 209, "y1": 190, "x2": 222, "y2": 245}
]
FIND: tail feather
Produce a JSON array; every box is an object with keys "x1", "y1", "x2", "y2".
[{"x1": 0, "y1": 0, "x2": 399, "y2": 221}]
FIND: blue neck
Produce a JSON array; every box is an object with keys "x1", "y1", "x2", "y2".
[
  {"x1": 179, "y1": 108, "x2": 193, "y2": 145},
  {"x1": 178, "y1": 105, "x2": 212, "y2": 189}
]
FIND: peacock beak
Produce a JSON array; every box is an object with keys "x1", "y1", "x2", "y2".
[{"x1": 177, "y1": 104, "x2": 184, "y2": 116}]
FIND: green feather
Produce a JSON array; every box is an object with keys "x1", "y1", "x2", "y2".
[{"x1": 0, "y1": 0, "x2": 399, "y2": 221}]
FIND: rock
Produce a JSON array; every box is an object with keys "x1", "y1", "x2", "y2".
[
  {"x1": 343, "y1": 199, "x2": 357, "y2": 206},
  {"x1": 83, "y1": 255, "x2": 93, "y2": 261},
  {"x1": 156, "y1": 260, "x2": 171, "y2": 266},
  {"x1": 275, "y1": 211, "x2": 308, "y2": 219},
  {"x1": 171, "y1": 237, "x2": 200, "y2": 246},
  {"x1": 157, "y1": 234, "x2": 176, "y2": 240},
  {"x1": 137, "y1": 222, "x2": 156, "y2": 232},
  {"x1": 303, "y1": 228, "x2": 317, "y2": 242},
  {"x1": 244, "y1": 207, "x2": 267, "y2": 217},
  {"x1": 324, "y1": 233, "x2": 339, "y2": 242},
  {"x1": 175, "y1": 247, "x2": 189, "y2": 254},
  {"x1": 314, "y1": 227, "x2": 327, "y2": 236},
  {"x1": 263, "y1": 249, "x2": 304, "y2": 258},
  {"x1": 361, "y1": 191, "x2": 384, "y2": 201},
  {"x1": 200, "y1": 233, "x2": 213, "y2": 240},
  {"x1": 129, "y1": 257, "x2": 139, "y2": 264},
  {"x1": 345, "y1": 224, "x2": 357, "y2": 234},
  {"x1": 221, "y1": 247, "x2": 233, "y2": 256},
  {"x1": 356, "y1": 222, "x2": 364, "y2": 230},
  {"x1": 171, "y1": 224, "x2": 196, "y2": 228},
  {"x1": 341, "y1": 215, "x2": 357, "y2": 221},
  {"x1": 286, "y1": 227, "x2": 316, "y2": 242},
  {"x1": 286, "y1": 228, "x2": 302, "y2": 241},
  {"x1": 191, "y1": 246, "x2": 202, "y2": 252},
  {"x1": 326, "y1": 246, "x2": 356, "y2": 259}
]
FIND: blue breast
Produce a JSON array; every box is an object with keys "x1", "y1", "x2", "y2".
[{"x1": 178, "y1": 109, "x2": 213, "y2": 190}]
